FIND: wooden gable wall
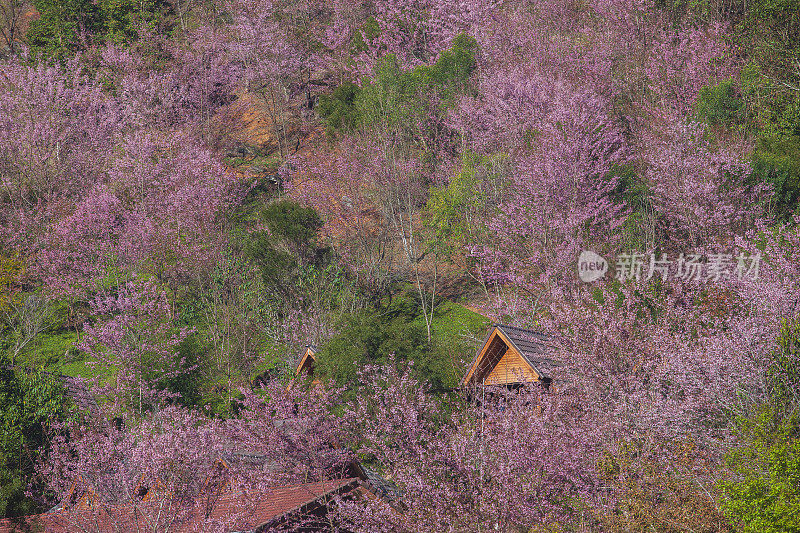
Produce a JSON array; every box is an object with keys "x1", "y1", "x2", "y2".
[
  {"x1": 484, "y1": 348, "x2": 538, "y2": 385},
  {"x1": 463, "y1": 328, "x2": 540, "y2": 387}
]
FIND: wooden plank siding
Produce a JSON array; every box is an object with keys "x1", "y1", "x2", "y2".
[
  {"x1": 463, "y1": 330, "x2": 541, "y2": 386},
  {"x1": 462, "y1": 326, "x2": 553, "y2": 388},
  {"x1": 484, "y1": 348, "x2": 538, "y2": 385},
  {"x1": 463, "y1": 330, "x2": 505, "y2": 385}
]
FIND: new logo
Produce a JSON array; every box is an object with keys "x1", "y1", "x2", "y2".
[{"x1": 578, "y1": 251, "x2": 608, "y2": 282}]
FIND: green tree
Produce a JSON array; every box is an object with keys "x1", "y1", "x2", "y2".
[
  {"x1": 243, "y1": 199, "x2": 347, "y2": 347},
  {"x1": 720, "y1": 318, "x2": 800, "y2": 532},
  {"x1": 752, "y1": 135, "x2": 800, "y2": 221},
  {"x1": 260, "y1": 200, "x2": 325, "y2": 262},
  {"x1": 694, "y1": 79, "x2": 743, "y2": 127},
  {"x1": 736, "y1": 0, "x2": 800, "y2": 139},
  {"x1": 27, "y1": 0, "x2": 101, "y2": 60},
  {"x1": 425, "y1": 151, "x2": 506, "y2": 259},
  {"x1": 245, "y1": 200, "x2": 328, "y2": 304},
  {"x1": 98, "y1": 0, "x2": 170, "y2": 44},
  {"x1": 315, "y1": 299, "x2": 429, "y2": 389},
  {"x1": 318, "y1": 34, "x2": 478, "y2": 136},
  {"x1": 27, "y1": 0, "x2": 170, "y2": 59},
  {"x1": 0, "y1": 354, "x2": 72, "y2": 518},
  {"x1": 316, "y1": 82, "x2": 361, "y2": 134},
  {"x1": 720, "y1": 410, "x2": 800, "y2": 533}
]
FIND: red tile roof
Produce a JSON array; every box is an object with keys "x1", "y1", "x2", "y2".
[{"x1": 0, "y1": 478, "x2": 361, "y2": 533}]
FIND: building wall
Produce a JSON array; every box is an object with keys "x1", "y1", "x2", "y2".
[{"x1": 484, "y1": 348, "x2": 537, "y2": 385}]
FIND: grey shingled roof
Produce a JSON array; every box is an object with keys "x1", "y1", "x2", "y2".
[
  {"x1": 494, "y1": 325, "x2": 563, "y2": 380},
  {"x1": 348, "y1": 463, "x2": 401, "y2": 504}
]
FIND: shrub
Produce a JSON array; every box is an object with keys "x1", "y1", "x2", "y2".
[
  {"x1": 694, "y1": 79, "x2": 742, "y2": 127},
  {"x1": 425, "y1": 151, "x2": 497, "y2": 258},
  {"x1": 596, "y1": 439, "x2": 734, "y2": 533},
  {"x1": 26, "y1": 0, "x2": 102, "y2": 60},
  {"x1": 752, "y1": 135, "x2": 800, "y2": 220},
  {"x1": 720, "y1": 318, "x2": 800, "y2": 532},
  {"x1": 319, "y1": 34, "x2": 478, "y2": 135},
  {"x1": 246, "y1": 200, "x2": 328, "y2": 303},
  {"x1": 0, "y1": 357, "x2": 72, "y2": 518},
  {"x1": 720, "y1": 410, "x2": 800, "y2": 533},
  {"x1": 317, "y1": 82, "x2": 361, "y2": 133},
  {"x1": 315, "y1": 299, "x2": 429, "y2": 389}
]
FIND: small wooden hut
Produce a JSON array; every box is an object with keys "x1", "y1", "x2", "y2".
[
  {"x1": 460, "y1": 324, "x2": 562, "y2": 389},
  {"x1": 288, "y1": 344, "x2": 320, "y2": 390}
]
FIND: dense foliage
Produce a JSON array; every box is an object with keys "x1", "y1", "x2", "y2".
[
  {"x1": 0, "y1": 355, "x2": 71, "y2": 518},
  {"x1": 1, "y1": 0, "x2": 799, "y2": 530}
]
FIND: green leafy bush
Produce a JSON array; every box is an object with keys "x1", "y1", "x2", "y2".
[
  {"x1": 721, "y1": 318, "x2": 800, "y2": 532},
  {"x1": 27, "y1": 0, "x2": 169, "y2": 59},
  {"x1": 246, "y1": 200, "x2": 329, "y2": 302},
  {"x1": 318, "y1": 34, "x2": 478, "y2": 135},
  {"x1": 736, "y1": 0, "x2": 800, "y2": 139},
  {"x1": 99, "y1": 0, "x2": 169, "y2": 44},
  {"x1": 0, "y1": 357, "x2": 72, "y2": 518},
  {"x1": 425, "y1": 151, "x2": 498, "y2": 258},
  {"x1": 261, "y1": 201, "x2": 324, "y2": 256},
  {"x1": 411, "y1": 33, "x2": 479, "y2": 104},
  {"x1": 316, "y1": 82, "x2": 362, "y2": 133},
  {"x1": 752, "y1": 135, "x2": 800, "y2": 220},
  {"x1": 315, "y1": 298, "x2": 429, "y2": 389},
  {"x1": 414, "y1": 301, "x2": 491, "y2": 390},
  {"x1": 159, "y1": 335, "x2": 205, "y2": 409},
  {"x1": 720, "y1": 410, "x2": 800, "y2": 533},
  {"x1": 608, "y1": 162, "x2": 660, "y2": 251},
  {"x1": 27, "y1": 0, "x2": 102, "y2": 61},
  {"x1": 349, "y1": 16, "x2": 381, "y2": 54},
  {"x1": 767, "y1": 317, "x2": 800, "y2": 418},
  {"x1": 315, "y1": 295, "x2": 489, "y2": 391},
  {"x1": 695, "y1": 79, "x2": 742, "y2": 127}
]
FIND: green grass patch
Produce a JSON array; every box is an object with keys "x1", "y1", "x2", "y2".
[
  {"x1": 223, "y1": 153, "x2": 282, "y2": 171},
  {"x1": 57, "y1": 358, "x2": 117, "y2": 382},
  {"x1": 17, "y1": 330, "x2": 79, "y2": 367},
  {"x1": 414, "y1": 300, "x2": 490, "y2": 347},
  {"x1": 16, "y1": 330, "x2": 119, "y2": 384},
  {"x1": 416, "y1": 300, "x2": 491, "y2": 389},
  {"x1": 316, "y1": 292, "x2": 490, "y2": 392}
]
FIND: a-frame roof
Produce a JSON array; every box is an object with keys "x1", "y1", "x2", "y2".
[
  {"x1": 288, "y1": 345, "x2": 319, "y2": 390},
  {"x1": 294, "y1": 344, "x2": 318, "y2": 373},
  {"x1": 460, "y1": 324, "x2": 563, "y2": 387}
]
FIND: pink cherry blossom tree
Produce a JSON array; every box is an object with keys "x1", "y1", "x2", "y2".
[
  {"x1": 77, "y1": 279, "x2": 191, "y2": 417},
  {"x1": 36, "y1": 131, "x2": 241, "y2": 297},
  {"x1": 36, "y1": 406, "x2": 249, "y2": 533},
  {"x1": 344, "y1": 361, "x2": 598, "y2": 532},
  {"x1": 455, "y1": 71, "x2": 629, "y2": 320},
  {"x1": 0, "y1": 57, "x2": 119, "y2": 254},
  {"x1": 34, "y1": 381, "x2": 355, "y2": 532}
]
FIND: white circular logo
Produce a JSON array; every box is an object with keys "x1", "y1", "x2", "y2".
[{"x1": 578, "y1": 251, "x2": 608, "y2": 282}]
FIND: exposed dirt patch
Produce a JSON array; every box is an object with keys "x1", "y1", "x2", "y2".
[{"x1": 225, "y1": 92, "x2": 278, "y2": 151}]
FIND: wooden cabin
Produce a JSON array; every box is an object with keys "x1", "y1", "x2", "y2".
[
  {"x1": 287, "y1": 344, "x2": 320, "y2": 390},
  {"x1": 461, "y1": 324, "x2": 562, "y2": 389}
]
